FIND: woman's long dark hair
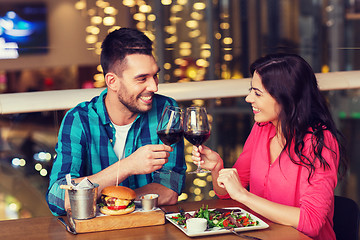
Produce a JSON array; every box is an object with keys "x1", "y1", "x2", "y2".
[{"x1": 250, "y1": 53, "x2": 347, "y2": 181}]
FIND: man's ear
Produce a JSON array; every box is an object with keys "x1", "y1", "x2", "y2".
[{"x1": 105, "y1": 72, "x2": 118, "y2": 91}]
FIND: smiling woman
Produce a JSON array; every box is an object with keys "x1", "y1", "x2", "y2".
[{"x1": 190, "y1": 53, "x2": 348, "y2": 240}]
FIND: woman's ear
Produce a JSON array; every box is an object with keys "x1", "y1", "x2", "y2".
[{"x1": 105, "y1": 72, "x2": 118, "y2": 91}]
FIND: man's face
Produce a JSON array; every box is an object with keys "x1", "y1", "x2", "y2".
[{"x1": 115, "y1": 54, "x2": 160, "y2": 114}]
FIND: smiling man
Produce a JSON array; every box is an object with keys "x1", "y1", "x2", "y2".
[{"x1": 46, "y1": 28, "x2": 186, "y2": 216}]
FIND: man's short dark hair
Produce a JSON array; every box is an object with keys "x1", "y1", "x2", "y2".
[{"x1": 101, "y1": 28, "x2": 153, "y2": 76}]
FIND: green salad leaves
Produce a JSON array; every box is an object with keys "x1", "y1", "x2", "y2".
[{"x1": 170, "y1": 205, "x2": 259, "y2": 229}]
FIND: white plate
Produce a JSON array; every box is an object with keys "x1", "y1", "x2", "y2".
[{"x1": 165, "y1": 207, "x2": 269, "y2": 237}]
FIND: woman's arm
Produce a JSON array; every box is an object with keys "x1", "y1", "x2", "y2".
[
  {"x1": 217, "y1": 168, "x2": 300, "y2": 227},
  {"x1": 192, "y1": 145, "x2": 228, "y2": 196}
]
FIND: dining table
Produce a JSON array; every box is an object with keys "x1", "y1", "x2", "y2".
[{"x1": 0, "y1": 199, "x2": 312, "y2": 240}]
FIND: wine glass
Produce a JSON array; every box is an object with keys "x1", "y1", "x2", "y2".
[
  {"x1": 184, "y1": 106, "x2": 211, "y2": 174},
  {"x1": 156, "y1": 106, "x2": 184, "y2": 173}
]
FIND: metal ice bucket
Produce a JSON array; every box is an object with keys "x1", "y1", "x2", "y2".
[{"x1": 68, "y1": 183, "x2": 99, "y2": 220}]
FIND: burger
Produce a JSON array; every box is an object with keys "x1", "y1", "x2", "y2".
[{"x1": 99, "y1": 186, "x2": 136, "y2": 216}]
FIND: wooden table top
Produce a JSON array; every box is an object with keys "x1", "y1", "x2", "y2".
[{"x1": 0, "y1": 199, "x2": 312, "y2": 240}]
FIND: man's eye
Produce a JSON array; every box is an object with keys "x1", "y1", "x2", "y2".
[{"x1": 255, "y1": 92, "x2": 261, "y2": 97}]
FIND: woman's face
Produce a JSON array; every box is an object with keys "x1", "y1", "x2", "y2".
[{"x1": 245, "y1": 71, "x2": 281, "y2": 126}]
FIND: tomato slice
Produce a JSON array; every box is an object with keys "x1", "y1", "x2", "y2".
[
  {"x1": 107, "y1": 205, "x2": 127, "y2": 210},
  {"x1": 223, "y1": 219, "x2": 230, "y2": 227}
]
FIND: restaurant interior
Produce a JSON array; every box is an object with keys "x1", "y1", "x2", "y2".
[{"x1": 0, "y1": 0, "x2": 359, "y2": 222}]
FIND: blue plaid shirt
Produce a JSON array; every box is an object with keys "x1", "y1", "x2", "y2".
[{"x1": 46, "y1": 89, "x2": 186, "y2": 216}]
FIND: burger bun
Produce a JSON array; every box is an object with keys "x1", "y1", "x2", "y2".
[{"x1": 101, "y1": 186, "x2": 136, "y2": 200}]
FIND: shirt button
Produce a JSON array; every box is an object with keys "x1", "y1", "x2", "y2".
[
  {"x1": 110, "y1": 139, "x2": 113, "y2": 143},
  {"x1": 110, "y1": 124, "x2": 113, "y2": 128}
]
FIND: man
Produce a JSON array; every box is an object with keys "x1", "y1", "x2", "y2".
[{"x1": 46, "y1": 28, "x2": 186, "y2": 216}]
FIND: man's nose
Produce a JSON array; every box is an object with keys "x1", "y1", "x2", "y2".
[{"x1": 147, "y1": 77, "x2": 158, "y2": 92}]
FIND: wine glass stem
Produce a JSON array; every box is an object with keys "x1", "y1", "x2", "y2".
[{"x1": 196, "y1": 162, "x2": 201, "y2": 171}]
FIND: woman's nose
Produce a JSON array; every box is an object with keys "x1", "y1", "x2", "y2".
[{"x1": 245, "y1": 93, "x2": 252, "y2": 103}]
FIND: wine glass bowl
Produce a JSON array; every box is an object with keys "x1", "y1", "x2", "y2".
[
  {"x1": 184, "y1": 106, "x2": 211, "y2": 174},
  {"x1": 157, "y1": 106, "x2": 184, "y2": 146},
  {"x1": 156, "y1": 106, "x2": 184, "y2": 173}
]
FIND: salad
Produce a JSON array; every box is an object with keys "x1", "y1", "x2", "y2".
[{"x1": 169, "y1": 205, "x2": 259, "y2": 229}]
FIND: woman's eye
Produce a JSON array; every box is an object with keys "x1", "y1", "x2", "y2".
[{"x1": 249, "y1": 87, "x2": 261, "y2": 97}]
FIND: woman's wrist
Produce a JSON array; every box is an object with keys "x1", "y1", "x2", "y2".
[{"x1": 236, "y1": 188, "x2": 251, "y2": 205}]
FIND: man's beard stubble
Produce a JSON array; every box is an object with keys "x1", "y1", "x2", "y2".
[{"x1": 117, "y1": 93, "x2": 152, "y2": 114}]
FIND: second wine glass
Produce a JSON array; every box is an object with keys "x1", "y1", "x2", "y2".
[
  {"x1": 156, "y1": 106, "x2": 184, "y2": 173},
  {"x1": 184, "y1": 106, "x2": 211, "y2": 174}
]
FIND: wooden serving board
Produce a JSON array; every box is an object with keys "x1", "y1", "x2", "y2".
[{"x1": 68, "y1": 209, "x2": 165, "y2": 233}]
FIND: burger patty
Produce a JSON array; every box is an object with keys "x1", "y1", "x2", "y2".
[{"x1": 100, "y1": 195, "x2": 132, "y2": 207}]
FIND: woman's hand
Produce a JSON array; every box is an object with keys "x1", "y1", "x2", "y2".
[
  {"x1": 217, "y1": 168, "x2": 247, "y2": 202},
  {"x1": 191, "y1": 145, "x2": 223, "y2": 172}
]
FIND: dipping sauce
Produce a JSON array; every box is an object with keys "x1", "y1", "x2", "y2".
[
  {"x1": 140, "y1": 194, "x2": 159, "y2": 211},
  {"x1": 186, "y1": 218, "x2": 207, "y2": 233}
]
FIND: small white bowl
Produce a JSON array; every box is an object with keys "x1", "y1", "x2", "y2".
[
  {"x1": 186, "y1": 218, "x2": 207, "y2": 233},
  {"x1": 140, "y1": 194, "x2": 159, "y2": 211}
]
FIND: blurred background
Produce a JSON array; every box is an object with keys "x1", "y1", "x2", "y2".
[{"x1": 0, "y1": 0, "x2": 359, "y2": 220}]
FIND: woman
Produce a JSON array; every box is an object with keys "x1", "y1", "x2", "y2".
[{"x1": 192, "y1": 53, "x2": 347, "y2": 239}]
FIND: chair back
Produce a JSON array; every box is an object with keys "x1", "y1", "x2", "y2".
[{"x1": 333, "y1": 195, "x2": 360, "y2": 240}]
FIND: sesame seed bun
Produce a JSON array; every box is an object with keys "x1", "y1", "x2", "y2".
[{"x1": 101, "y1": 186, "x2": 136, "y2": 200}]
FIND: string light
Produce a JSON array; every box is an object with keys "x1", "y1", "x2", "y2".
[
  {"x1": 103, "y1": 16, "x2": 116, "y2": 26},
  {"x1": 193, "y1": 2, "x2": 206, "y2": 10},
  {"x1": 161, "y1": 0, "x2": 172, "y2": 5},
  {"x1": 75, "y1": 0, "x2": 86, "y2": 10},
  {"x1": 104, "y1": 6, "x2": 118, "y2": 15}
]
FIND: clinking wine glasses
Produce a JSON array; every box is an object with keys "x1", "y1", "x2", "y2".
[
  {"x1": 156, "y1": 106, "x2": 184, "y2": 173},
  {"x1": 184, "y1": 106, "x2": 211, "y2": 174}
]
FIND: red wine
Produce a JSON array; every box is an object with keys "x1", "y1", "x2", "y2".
[
  {"x1": 157, "y1": 129, "x2": 184, "y2": 146},
  {"x1": 184, "y1": 131, "x2": 210, "y2": 146}
]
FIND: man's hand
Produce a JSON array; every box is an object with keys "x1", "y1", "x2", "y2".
[{"x1": 124, "y1": 144, "x2": 173, "y2": 175}]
